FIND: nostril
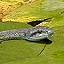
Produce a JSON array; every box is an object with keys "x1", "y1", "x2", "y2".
[{"x1": 46, "y1": 31, "x2": 48, "y2": 33}]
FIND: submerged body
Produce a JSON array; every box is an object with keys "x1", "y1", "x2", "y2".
[{"x1": 0, "y1": 26, "x2": 53, "y2": 42}]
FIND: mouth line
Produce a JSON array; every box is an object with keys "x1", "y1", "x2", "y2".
[{"x1": 30, "y1": 31, "x2": 44, "y2": 37}]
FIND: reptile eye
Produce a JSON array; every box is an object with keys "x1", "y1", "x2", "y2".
[{"x1": 37, "y1": 30, "x2": 42, "y2": 34}]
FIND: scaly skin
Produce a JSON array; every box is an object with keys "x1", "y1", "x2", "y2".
[
  {"x1": 0, "y1": 26, "x2": 53, "y2": 43},
  {"x1": 0, "y1": 26, "x2": 53, "y2": 55}
]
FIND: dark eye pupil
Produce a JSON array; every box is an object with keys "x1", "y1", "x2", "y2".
[{"x1": 37, "y1": 30, "x2": 42, "y2": 34}]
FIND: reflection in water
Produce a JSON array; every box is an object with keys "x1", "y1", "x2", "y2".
[
  {"x1": 0, "y1": 38, "x2": 52, "y2": 56},
  {"x1": 37, "y1": 38, "x2": 52, "y2": 56},
  {"x1": 29, "y1": 38, "x2": 52, "y2": 56},
  {"x1": 37, "y1": 44, "x2": 46, "y2": 56}
]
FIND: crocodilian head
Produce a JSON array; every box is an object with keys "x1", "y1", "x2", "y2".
[{"x1": 24, "y1": 26, "x2": 53, "y2": 41}]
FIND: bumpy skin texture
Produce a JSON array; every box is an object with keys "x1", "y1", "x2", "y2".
[{"x1": 0, "y1": 26, "x2": 53, "y2": 42}]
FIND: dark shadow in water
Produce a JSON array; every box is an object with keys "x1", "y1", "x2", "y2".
[
  {"x1": 0, "y1": 38, "x2": 52, "y2": 44},
  {"x1": 37, "y1": 38, "x2": 52, "y2": 44},
  {"x1": 27, "y1": 18, "x2": 52, "y2": 27},
  {"x1": 27, "y1": 38, "x2": 52, "y2": 44}
]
